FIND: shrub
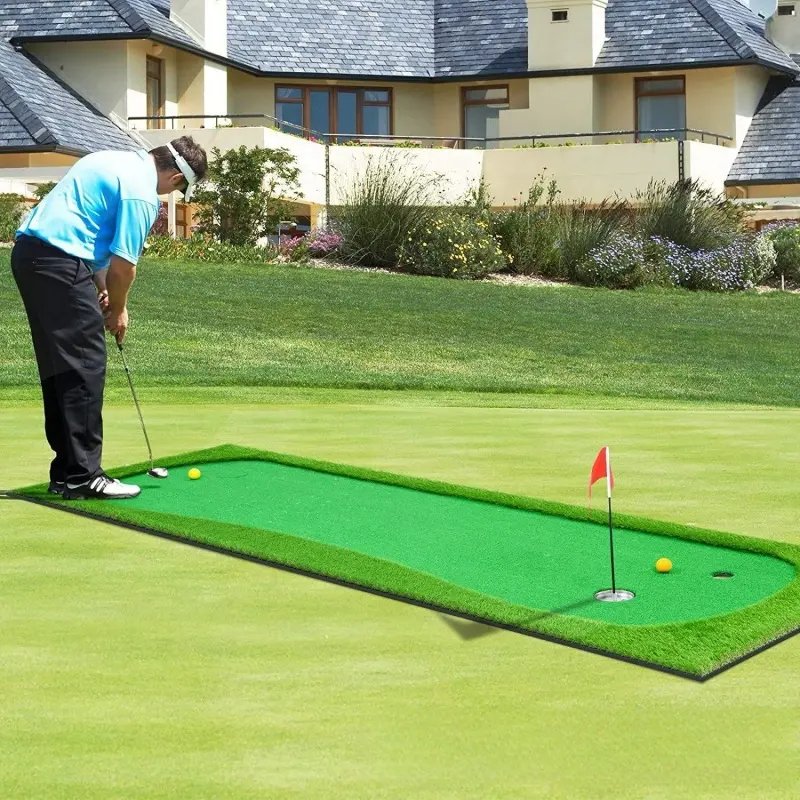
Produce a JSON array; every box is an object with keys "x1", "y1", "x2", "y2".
[
  {"x1": 193, "y1": 146, "x2": 300, "y2": 246},
  {"x1": 306, "y1": 227, "x2": 344, "y2": 257},
  {"x1": 577, "y1": 233, "x2": 651, "y2": 289},
  {"x1": 763, "y1": 222, "x2": 800, "y2": 281},
  {"x1": 331, "y1": 152, "x2": 444, "y2": 269},
  {"x1": 644, "y1": 236, "x2": 693, "y2": 286},
  {"x1": 143, "y1": 234, "x2": 275, "y2": 264},
  {"x1": 667, "y1": 235, "x2": 775, "y2": 292},
  {"x1": 398, "y1": 211, "x2": 506, "y2": 279},
  {"x1": 0, "y1": 194, "x2": 27, "y2": 242},
  {"x1": 492, "y1": 177, "x2": 560, "y2": 276},
  {"x1": 554, "y1": 200, "x2": 630, "y2": 281},
  {"x1": 150, "y1": 204, "x2": 169, "y2": 237},
  {"x1": 277, "y1": 235, "x2": 310, "y2": 262},
  {"x1": 33, "y1": 182, "x2": 58, "y2": 201},
  {"x1": 632, "y1": 179, "x2": 745, "y2": 251}
]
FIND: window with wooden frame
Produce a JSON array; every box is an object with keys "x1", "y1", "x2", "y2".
[
  {"x1": 146, "y1": 56, "x2": 164, "y2": 130},
  {"x1": 462, "y1": 85, "x2": 510, "y2": 149},
  {"x1": 275, "y1": 86, "x2": 392, "y2": 141},
  {"x1": 635, "y1": 76, "x2": 686, "y2": 142}
]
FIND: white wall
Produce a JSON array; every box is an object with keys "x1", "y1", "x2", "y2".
[
  {"x1": 527, "y1": 0, "x2": 608, "y2": 69},
  {"x1": 170, "y1": 0, "x2": 228, "y2": 56},
  {"x1": 126, "y1": 41, "x2": 148, "y2": 127},
  {"x1": 329, "y1": 147, "x2": 483, "y2": 205},
  {"x1": 684, "y1": 141, "x2": 739, "y2": 193},
  {"x1": 734, "y1": 65, "x2": 769, "y2": 146},
  {"x1": 484, "y1": 142, "x2": 683, "y2": 205},
  {"x1": 500, "y1": 75, "x2": 597, "y2": 141},
  {"x1": 26, "y1": 41, "x2": 128, "y2": 122},
  {"x1": 138, "y1": 126, "x2": 741, "y2": 208}
]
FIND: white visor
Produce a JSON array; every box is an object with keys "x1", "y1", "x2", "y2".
[{"x1": 166, "y1": 142, "x2": 198, "y2": 202}]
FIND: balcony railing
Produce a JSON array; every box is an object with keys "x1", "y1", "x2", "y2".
[{"x1": 127, "y1": 114, "x2": 734, "y2": 148}]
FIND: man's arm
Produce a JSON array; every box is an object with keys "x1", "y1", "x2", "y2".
[
  {"x1": 93, "y1": 270, "x2": 109, "y2": 312},
  {"x1": 104, "y1": 255, "x2": 136, "y2": 343}
]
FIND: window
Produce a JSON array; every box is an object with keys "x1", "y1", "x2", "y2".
[
  {"x1": 635, "y1": 77, "x2": 686, "y2": 141},
  {"x1": 146, "y1": 56, "x2": 164, "y2": 129},
  {"x1": 778, "y1": 5, "x2": 795, "y2": 16},
  {"x1": 275, "y1": 86, "x2": 392, "y2": 141},
  {"x1": 552, "y1": 9, "x2": 568, "y2": 22},
  {"x1": 462, "y1": 86, "x2": 510, "y2": 149}
]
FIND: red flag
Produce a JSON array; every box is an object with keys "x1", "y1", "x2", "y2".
[{"x1": 588, "y1": 446, "x2": 614, "y2": 498}]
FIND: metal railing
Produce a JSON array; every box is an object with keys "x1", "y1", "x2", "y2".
[{"x1": 127, "y1": 114, "x2": 734, "y2": 148}]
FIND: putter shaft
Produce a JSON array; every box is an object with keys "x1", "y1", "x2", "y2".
[{"x1": 116, "y1": 341, "x2": 155, "y2": 469}]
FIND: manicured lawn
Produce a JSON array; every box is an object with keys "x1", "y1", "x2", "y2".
[
  {"x1": 3, "y1": 252, "x2": 800, "y2": 404},
  {"x1": 1, "y1": 398, "x2": 799, "y2": 798},
  {"x1": 2, "y1": 253, "x2": 799, "y2": 797}
]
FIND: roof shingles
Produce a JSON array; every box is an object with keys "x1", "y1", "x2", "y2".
[
  {"x1": 1, "y1": 0, "x2": 797, "y2": 80},
  {"x1": 727, "y1": 75, "x2": 800, "y2": 183},
  {"x1": 1, "y1": 0, "x2": 799, "y2": 162},
  {"x1": 434, "y1": 0, "x2": 527, "y2": 77},
  {"x1": 228, "y1": 0, "x2": 434, "y2": 77},
  {"x1": 0, "y1": 39, "x2": 136, "y2": 152},
  {"x1": 224, "y1": 0, "x2": 798, "y2": 79}
]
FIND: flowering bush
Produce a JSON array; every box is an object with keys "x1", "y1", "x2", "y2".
[
  {"x1": 275, "y1": 228, "x2": 344, "y2": 262},
  {"x1": 682, "y1": 235, "x2": 775, "y2": 291},
  {"x1": 306, "y1": 228, "x2": 344, "y2": 257},
  {"x1": 648, "y1": 234, "x2": 775, "y2": 291},
  {"x1": 150, "y1": 204, "x2": 169, "y2": 237},
  {"x1": 578, "y1": 233, "x2": 774, "y2": 291},
  {"x1": 491, "y1": 178, "x2": 560, "y2": 276},
  {"x1": 644, "y1": 236, "x2": 694, "y2": 286},
  {"x1": 277, "y1": 235, "x2": 309, "y2": 262},
  {"x1": 334, "y1": 153, "x2": 449, "y2": 268},
  {"x1": 632, "y1": 179, "x2": 745, "y2": 251},
  {"x1": 398, "y1": 211, "x2": 506, "y2": 279},
  {"x1": 577, "y1": 232, "x2": 650, "y2": 288},
  {"x1": 143, "y1": 234, "x2": 275, "y2": 264}
]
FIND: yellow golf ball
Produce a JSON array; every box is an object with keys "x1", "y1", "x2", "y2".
[
  {"x1": 188, "y1": 468, "x2": 202, "y2": 480},
  {"x1": 655, "y1": 557, "x2": 672, "y2": 573}
]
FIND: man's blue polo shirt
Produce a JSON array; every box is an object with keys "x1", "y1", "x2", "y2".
[{"x1": 17, "y1": 149, "x2": 159, "y2": 272}]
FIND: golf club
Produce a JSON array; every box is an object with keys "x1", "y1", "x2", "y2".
[{"x1": 116, "y1": 340, "x2": 169, "y2": 479}]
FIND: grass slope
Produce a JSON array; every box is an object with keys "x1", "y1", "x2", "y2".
[
  {"x1": 15, "y1": 445, "x2": 800, "y2": 679},
  {"x1": 3, "y1": 252, "x2": 800, "y2": 404}
]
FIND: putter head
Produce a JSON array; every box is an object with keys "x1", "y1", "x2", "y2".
[{"x1": 148, "y1": 467, "x2": 169, "y2": 479}]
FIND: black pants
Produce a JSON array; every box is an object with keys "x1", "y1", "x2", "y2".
[{"x1": 11, "y1": 235, "x2": 106, "y2": 485}]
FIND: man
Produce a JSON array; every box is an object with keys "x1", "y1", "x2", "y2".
[{"x1": 12, "y1": 136, "x2": 207, "y2": 499}]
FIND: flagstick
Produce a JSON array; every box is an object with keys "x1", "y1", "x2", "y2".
[
  {"x1": 606, "y1": 447, "x2": 617, "y2": 595},
  {"x1": 607, "y1": 494, "x2": 617, "y2": 594}
]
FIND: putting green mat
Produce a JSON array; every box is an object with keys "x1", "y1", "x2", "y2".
[{"x1": 14, "y1": 445, "x2": 800, "y2": 680}]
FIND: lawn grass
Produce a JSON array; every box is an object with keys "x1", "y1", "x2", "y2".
[
  {"x1": 3, "y1": 252, "x2": 800, "y2": 795},
  {"x1": 3, "y1": 252, "x2": 800, "y2": 405},
  {"x1": 2, "y1": 399, "x2": 800, "y2": 799}
]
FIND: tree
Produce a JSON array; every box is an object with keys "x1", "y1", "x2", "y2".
[{"x1": 193, "y1": 146, "x2": 300, "y2": 246}]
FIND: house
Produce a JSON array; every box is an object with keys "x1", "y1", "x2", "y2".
[{"x1": 2, "y1": 0, "x2": 800, "y2": 231}]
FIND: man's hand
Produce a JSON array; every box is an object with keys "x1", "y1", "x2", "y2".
[
  {"x1": 105, "y1": 256, "x2": 136, "y2": 344},
  {"x1": 97, "y1": 290, "x2": 110, "y2": 312},
  {"x1": 105, "y1": 306, "x2": 129, "y2": 343}
]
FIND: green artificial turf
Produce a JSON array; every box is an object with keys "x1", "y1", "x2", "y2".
[{"x1": 15, "y1": 444, "x2": 800, "y2": 680}]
